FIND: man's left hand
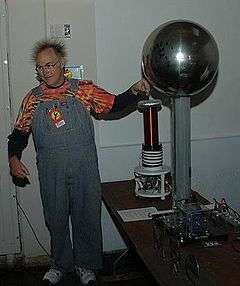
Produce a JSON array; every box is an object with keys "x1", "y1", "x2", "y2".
[{"x1": 131, "y1": 79, "x2": 150, "y2": 96}]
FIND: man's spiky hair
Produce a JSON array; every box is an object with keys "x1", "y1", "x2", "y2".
[{"x1": 32, "y1": 38, "x2": 67, "y2": 63}]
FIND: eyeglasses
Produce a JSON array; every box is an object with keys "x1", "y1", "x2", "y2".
[{"x1": 35, "y1": 59, "x2": 61, "y2": 73}]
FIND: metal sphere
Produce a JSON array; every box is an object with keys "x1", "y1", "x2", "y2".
[{"x1": 142, "y1": 20, "x2": 219, "y2": 96}]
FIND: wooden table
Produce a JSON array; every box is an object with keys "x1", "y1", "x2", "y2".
[{"x1": 102, "y1": 180, "x2": 240, "y2": 286}]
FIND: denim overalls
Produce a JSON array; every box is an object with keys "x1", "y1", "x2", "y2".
[{"x1": 31, "y1": 79, "x2": 103, "y2": 273}]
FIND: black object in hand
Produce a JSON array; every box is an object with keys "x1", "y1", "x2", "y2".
[{"x1": 12, "y1": 176, "x2": 30, "y2": 187}]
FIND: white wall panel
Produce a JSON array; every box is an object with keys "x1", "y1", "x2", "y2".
[
  {"x1": 0, "y1": 0, "x2": 20, "y2": 255},
  {"x1": 45, "y1": 0, "x2": 97, "y2": 81},
  {"x1": 7, "y1": 0, "x2": 48, "y2": 257},
  {"x1": 95, "y1": 0, "x2": 240, "y2": 148}
]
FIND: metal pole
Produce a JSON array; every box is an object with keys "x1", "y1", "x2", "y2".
[{"x1": 171, "y1": 96, "x2": 191, "y2": 202}]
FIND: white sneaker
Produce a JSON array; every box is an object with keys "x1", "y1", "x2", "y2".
[
  {"x1": 43, "y1": 268, "x2": 63, "y2": 284},
  {"x1": 75, "y1": 267, "x2": 96, "y2": 285}
]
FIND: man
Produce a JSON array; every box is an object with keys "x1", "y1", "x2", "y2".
[{"x1": 8, "y1": 39, "x2": 150, "y2": 285}]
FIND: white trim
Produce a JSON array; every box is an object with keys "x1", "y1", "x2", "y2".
[{"x1": 99, "y1": 133, "x2": 240, "y2": 149}]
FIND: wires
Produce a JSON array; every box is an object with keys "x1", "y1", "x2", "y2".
[{"x1": 14, "y1": 195, "x2": 50, "y2": 257}]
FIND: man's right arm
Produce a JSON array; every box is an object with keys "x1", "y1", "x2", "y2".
[
  {"x1": 7, "y1": 90, "x2": 39, "y2": 179},
  {"x1": 8, "y1": 128, "x2": 30, "y2": 178}
]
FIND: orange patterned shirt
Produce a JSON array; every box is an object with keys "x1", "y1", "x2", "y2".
[{"x1": 15, "y1": 79, "x2": 115, "y2": 133}]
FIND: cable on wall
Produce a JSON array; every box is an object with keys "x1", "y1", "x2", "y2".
[{"x1": 13, "y1": 194, "x2": 50, "y2": 257}]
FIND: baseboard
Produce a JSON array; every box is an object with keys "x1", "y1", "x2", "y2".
[
  {"x1": 0, "y1": 254, "x2": 50, "y2": 270},
  {"x1": 0, "y1": 248, "x2": 146, "y2": 277},
  {"x1": 0, "y1": 250, "x2": 126, "y2": 270}
]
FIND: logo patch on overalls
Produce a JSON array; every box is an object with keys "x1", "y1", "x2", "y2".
[{"x1": 48, "y1": 107, "x2": 66, "y2": 128}]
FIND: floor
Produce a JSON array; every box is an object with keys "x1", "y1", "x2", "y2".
[
  {"x1": 0, "y1": 252, "x2": 158, "y2": 286},
  {"x1": 0, "y1": 269, "x2": 157, "y2": 286}
]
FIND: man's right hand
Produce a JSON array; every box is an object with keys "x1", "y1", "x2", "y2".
[{"x1": 9, "y1": 156, "x2": 30, "y2": 179}]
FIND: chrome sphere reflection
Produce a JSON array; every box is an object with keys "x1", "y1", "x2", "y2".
[{"x1": 142, "y1": 20, "x2": 219, "y2": 96}]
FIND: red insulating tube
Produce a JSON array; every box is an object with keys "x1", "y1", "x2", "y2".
[{"x1": 143, "y1": 107, "x2": 159, "y2": 147}]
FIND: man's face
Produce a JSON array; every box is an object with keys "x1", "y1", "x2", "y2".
[{"x1": 36, "y1": 48, "x2": 65, "y2": 87}]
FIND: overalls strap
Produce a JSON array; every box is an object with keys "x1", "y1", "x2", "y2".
[
  {"x1": 31, "y1": 85, "x2": 43, "y2": 97},
  {"x1": 68, "y1": 78, "x2": 80, "y2": 93}
]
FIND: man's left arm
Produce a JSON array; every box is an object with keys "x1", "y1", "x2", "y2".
[{"x1": 77, "y1": 79, "x2": 150, "y2": 114}]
